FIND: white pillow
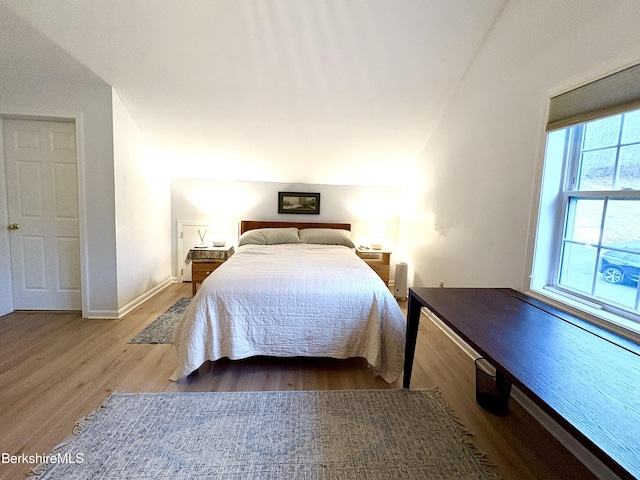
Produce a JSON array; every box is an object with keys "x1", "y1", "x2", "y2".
[
  {"x1": 299, "y1": 228, "x2": 355, "y2": 248},
  {"x1": 238, "y1": 227, "x2": 301, "y2": 246}
]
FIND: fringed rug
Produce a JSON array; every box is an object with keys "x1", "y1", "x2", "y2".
[
  {"x1": 129, "y1": 297, "x2": 190, "y2": 344},
  {"x1": 33, "y1": 389, "x2": 496, "y2": 479}
]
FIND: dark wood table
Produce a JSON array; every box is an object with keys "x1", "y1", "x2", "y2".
[{"x1": 403, "y1": 287, "x2": 640, "y2": 480}]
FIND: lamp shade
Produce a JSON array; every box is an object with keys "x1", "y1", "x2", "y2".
[
  {"x1": 209, "y1": 217, "x2": 232, "y2": 247},
  {"x1": 368, "y1": 221, "x2": 388, "y2": 250}
]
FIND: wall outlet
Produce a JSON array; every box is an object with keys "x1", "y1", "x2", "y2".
[{"x1": 438, "y1": 280, "x2": 444, "y2": 288}]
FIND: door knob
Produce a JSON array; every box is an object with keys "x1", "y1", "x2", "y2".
[{"x1": 7, "y1": 223, "x2": 19, "y2": 230}]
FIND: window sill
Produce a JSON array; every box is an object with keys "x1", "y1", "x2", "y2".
[{"x1": 527, "y1": 286, "x2": 640, "y2": 347}]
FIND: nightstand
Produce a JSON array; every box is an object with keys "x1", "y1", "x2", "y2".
[
  {"x1": 186, "y1": 245, "x2": 235, "y2": 295},
  {"x1": 356, "y1": 247, "x2": 391, "y2": 285}
]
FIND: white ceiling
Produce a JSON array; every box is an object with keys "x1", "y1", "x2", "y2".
[{"x1": 1, "y1": 0, "x2": 504, "y2": 186}]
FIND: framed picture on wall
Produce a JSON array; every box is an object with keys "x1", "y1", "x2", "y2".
[{"x1": 278, "y1": 192, "x2": 321, "y2": 215}]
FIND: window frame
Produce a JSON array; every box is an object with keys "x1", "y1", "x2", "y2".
[{"x1": 529, "y1": 107, "x2": 640, "y2": 342}]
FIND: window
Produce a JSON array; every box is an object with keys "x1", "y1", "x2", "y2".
[
  {"x1": 553, "y1": 112, "x2": 640, "y2": 311},
  {"x1": 532, "y1": 64, "x2": 640, "y2": 334}
]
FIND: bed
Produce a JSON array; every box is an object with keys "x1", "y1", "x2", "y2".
[{"x1": 170, "y1": 221, "x2": 406, "y2": 383}]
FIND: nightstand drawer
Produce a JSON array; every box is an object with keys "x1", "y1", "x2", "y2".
[
  {"x1": 192, "y1": 261, "x2": 222, "y2": 280},
  {"x1": 191, "y1": 261, "x2": 223, "y2": 296},
  {"x1": 368, "y1": 263, "x2": 390, "y2": 281},
  {"x1": 187, "y1": 245, "x2": 235, "y2": 296},
  {"x1": 355, "y1": 248, "x2": 392, "y2": 285}
]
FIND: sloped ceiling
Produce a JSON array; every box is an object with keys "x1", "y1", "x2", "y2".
[{"x1": 1, "y1": 0, "x2": 504, "y2": 186}]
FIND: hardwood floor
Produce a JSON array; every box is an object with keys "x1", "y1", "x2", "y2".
[{"x1": 0, "y1": 282, "x2": 597, "y2": 480}]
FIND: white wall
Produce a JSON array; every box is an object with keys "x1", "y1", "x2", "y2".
[
  {"x1": 171, "y1": 179, "x2": 402, "y2": 278},
  {"x1": 0, "y1": 81, "x2": 119, "y2": 317},
  {"x1": 112, "y1": 90, "x2": 171, "y2": 311},
  {"x1": 402, "y1": 0, "x2": 640, "y2": 290}
]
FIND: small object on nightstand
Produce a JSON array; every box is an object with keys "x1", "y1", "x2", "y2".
[
  {"x1": 356, "y1": 247, "x2": 391, "y2": 285},
  {"x1": 197, "y1": 229, "x2": 207, "y2": 247},
  {"x1": 186, "y1": 245, "x2": 234, "y2": 296}
]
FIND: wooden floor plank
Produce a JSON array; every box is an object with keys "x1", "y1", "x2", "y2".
[{"x1": 0, "y1": 282, "x2": 597, "y2": 480}]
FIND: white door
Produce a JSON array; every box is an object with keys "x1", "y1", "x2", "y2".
[
  {"x1": 177, "y1": 222, "x2": 208, "y2": 282},
  {"x1": 4, "y1": 119, "x2": 81, "y2": 310}
]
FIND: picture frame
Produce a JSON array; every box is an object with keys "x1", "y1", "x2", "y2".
[{"x1": 278, "y1": 192, "x2": 321, "y2": 215}]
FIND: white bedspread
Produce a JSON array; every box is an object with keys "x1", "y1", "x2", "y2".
[{"x1": 170, "y1": 244, "x2": 406, "y2": 383}]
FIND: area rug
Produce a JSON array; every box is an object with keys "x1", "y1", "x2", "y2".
[
  {"x1": 129, "y1": 297, "x2": 190, "y2": 344},
  {"x1": 34, "y1": 389, "x2": 496, "y2": 479}
]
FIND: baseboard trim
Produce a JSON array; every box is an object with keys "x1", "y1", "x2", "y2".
[
  {"x1": 84, "y1": 309, "x2": 120, "y2": 320},
  {"x1": 85, "y1": 278, "x2": 175, "y2": 319},
  {"x1": 422, "y1": 308, "x2": 619, "y2": 480},
  {"x1": 116, "y1": 278, "x2": 174, "y2": 319}
]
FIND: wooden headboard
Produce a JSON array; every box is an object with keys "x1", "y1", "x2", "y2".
[{"x1": 240, "y1": 221, "x2": 350, "y2": 234}]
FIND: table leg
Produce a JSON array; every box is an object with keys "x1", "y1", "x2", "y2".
[{"x1": 403, "y1": 291, "x2": 421, "y2": 388}]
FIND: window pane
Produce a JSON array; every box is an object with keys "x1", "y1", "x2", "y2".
[
  {"x1": 595, "y1": 250, "x2": 640, "y2": 310},
  {"x1": 578, "y1": 148, "x2": 616, "y2": 190},
  {"x1": 618, "y1": 144, "x2": 640, "y2": 189},
  {"x1": 559, "y1": 242, "x2": 597, "y2": 294},
  {"x1": 583, "y1": 115, "x2": 621, "y2": 150},
  {"x1": 621, "y1": 110, "x2": 640, "y2": 144},
  {"x1": 564, "y1": 198, "x2": 604, "y2": 244},
  {"x1": 594, "y1": 201, "x2": 640, "y2": 311},
  {"x1": 602, "y1": 199, "x2": 640, "y2": 246}
]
